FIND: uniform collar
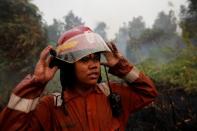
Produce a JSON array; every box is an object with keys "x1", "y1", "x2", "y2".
[{"x1": 63, "y1": 84, "x2": 102, "y2": 102}]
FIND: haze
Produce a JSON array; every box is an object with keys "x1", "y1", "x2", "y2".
[{"x1": 32, "y1": 0, "x2": 187, "y2": 38}]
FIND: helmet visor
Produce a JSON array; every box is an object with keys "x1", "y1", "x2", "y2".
[{"x1": 56, "y1": 32, "x2": 110, "y2": 63}]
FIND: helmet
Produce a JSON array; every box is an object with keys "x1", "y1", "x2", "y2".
[{"x1": 55, "y1": 25, "x2": 110, "y2": 63}]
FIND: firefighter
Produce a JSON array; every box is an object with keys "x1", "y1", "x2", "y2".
[{"x1": 0, "y1": 25, "x2": 158, "y2": 131}]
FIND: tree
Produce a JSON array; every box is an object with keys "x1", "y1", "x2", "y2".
[
  {"x1": 0, "y1": 0, "x2": 47, "y2": 71},
  {"x1": 46, "y1": 19, "x2": 64, "y2": 45},
  {"x1": 63, "y1": 10, "x2": 85, "y2": 31},
  {"x1": 180, "y1": 0, "x2": 197, "y2": 43},
  {"x1": 94, "y1": 22, "x2": 108, "y2": 41},
  {"x1": 153, "y1": 11, "x2": 177, "y2": 34},
  {"x1": 0, "y1": 0, "x2": 47, "y2": 107},
  {"x1": 115, "y1": 17, "x2": 146, "y2": 58},
  {"x1": 128, "y1": 16, "x2": 146, "y2": 39}
]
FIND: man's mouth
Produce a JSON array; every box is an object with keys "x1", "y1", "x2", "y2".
[{"x1": 88, "y1": 72, "x2": 99, "y2": 79}]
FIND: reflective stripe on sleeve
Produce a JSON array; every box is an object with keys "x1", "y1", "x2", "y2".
[
  {"x1": 7, "y1": 93, "x2": 39, "y2": 113},
  {"x1": 124, "y1": 66, "x2": 140, "y2": 82}
]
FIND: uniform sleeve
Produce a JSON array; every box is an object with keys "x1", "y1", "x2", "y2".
[
  {"x1": 0, "y1": 74, "x2": 53, "y2": 131},
  {"x1": 108, "y1": 58, "x2": 158, "y2": 122}
]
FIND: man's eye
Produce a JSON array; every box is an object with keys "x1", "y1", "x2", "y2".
[
  {"x1": 80, "y1": 56, "x2": 89, "y2": 62},
  {"x1": 94, "y1": 54, "x2": 100, "y2": 61}
]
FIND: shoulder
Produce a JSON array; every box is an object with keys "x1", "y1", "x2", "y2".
[
  {"x1": 103, "y1": 81, "x2": 131, "y2": 95},
  {"x1": 97, "y1": 82, "x2": 127, "y2": 96}
]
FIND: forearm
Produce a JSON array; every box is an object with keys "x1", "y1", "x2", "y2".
[
  {"x1": 108, "y1": 58, "x2": 158, "y2": 112},
  {"x1": 9, "y1": 74, "x2": 46, "y2": 112},
  {"x1": 109, "y1": 58, "x2": 157, "y2": 96}
]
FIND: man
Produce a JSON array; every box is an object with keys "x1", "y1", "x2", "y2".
[{"x1": 0, "y1": 25, "x2": 158, "y2": 131}]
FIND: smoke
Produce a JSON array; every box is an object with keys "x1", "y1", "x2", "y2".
[{"x1": 116, "y1": 31, "x2": 185, "y2": 65}]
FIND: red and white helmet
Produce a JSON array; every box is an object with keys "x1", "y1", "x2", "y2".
[{"x1": 55, "y1": 25, "x2": 110, "y2": 63}]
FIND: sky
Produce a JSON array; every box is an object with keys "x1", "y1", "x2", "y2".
[{"x1": 32, "y1": 0, "x2": 187, "y2": 39}]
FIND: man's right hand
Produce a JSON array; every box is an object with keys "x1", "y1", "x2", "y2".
[{"x1": 33, "y1": 45, "x2": 58, "y2": 84}]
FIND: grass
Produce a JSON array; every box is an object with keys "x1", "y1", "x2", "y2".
[{"x1": 137, "y1": 46, "x2": 197, "y2": 93}]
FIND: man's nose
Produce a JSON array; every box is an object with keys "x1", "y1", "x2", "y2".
[{"x1": 88, "y1": 60, "x2": 99, "y2": 69}]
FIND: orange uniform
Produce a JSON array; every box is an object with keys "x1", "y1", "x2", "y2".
[{"x1": 0, "y1": 59, "x2": 158, "y2": 131}]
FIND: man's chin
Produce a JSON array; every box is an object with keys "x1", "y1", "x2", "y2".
[{"x1": 86, "y1": 79, "x2": 99, "y2": 86}]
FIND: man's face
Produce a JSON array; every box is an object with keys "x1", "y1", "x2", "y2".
[{"x1": 74, "y1": 53, "x2": 101, "y2": 86}]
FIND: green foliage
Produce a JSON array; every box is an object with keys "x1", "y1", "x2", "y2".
[
  {"x1": 153, "y1": 10, "x2": 177, "y2": 34},
  {"x1": 180, "y1": 0, "x2": 197, "y2": 40},
  {"x1": 128, "y1": 16, "x2": 146, "y2": 39},
  {"x1": 140, "y1": 28, "x2": 164, "y2": 43},
  {"x1": 137, "y1": 46, "x2": 197, "y2": 93},
  {"x1": 0, "y1": 0, "x2": 47, "y2": 72}
]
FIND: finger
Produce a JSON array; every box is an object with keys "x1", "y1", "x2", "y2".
[
  {"x1": 46, "y1": 55, "x2": 53, "y2": 66},
  {"x1": 40, "y1": 45, "x2": 53, "y2": 61},
  {"x1": 106, "y1": 42, "x2": 113, "y2": 51},
  {"x1": 102, "y1": 52, "x2": 111, "y2": 58},
  {"x1": 50, "y1": 66, "x2": 58, "y2": 73},
  {"x1": 109, "y1": 42, "x2": 123, "y2": 58},
  {"x1": 111, "y1": 42, "x2": 118, "y2": 53},
  {"x1": 107, "y1": 42, "x2": 118, "y2": 54}
]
